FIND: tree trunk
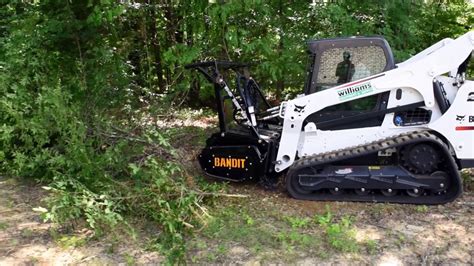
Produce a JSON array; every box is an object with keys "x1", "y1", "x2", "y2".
[
  {"x1": 148, "y1": 0, "x2": 165, "y2": 92},
  {"x1": 275, "y1": 0, "x2": 285, "y2": 100}
]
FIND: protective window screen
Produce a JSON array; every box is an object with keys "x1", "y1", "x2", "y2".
[{"x1": 316, "y1": 46, "x2": 387, "y2": 87}]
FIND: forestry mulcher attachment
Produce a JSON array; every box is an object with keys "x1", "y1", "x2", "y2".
[{"x1": 186, "y1": 31, "x2": 474, "y2": 204}]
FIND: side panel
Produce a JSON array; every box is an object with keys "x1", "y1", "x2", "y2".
[
  {"x1": 298, "y1": 127, "x2": 417, "y2": 157},
  {"x1": 429, "y1": 81, "x2": 474, "y2": 160}
]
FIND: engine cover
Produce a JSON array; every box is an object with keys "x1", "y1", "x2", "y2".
[{"x1": 198, "y1": 145, "x2": 263, "y2": 181}]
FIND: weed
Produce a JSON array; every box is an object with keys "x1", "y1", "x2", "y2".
[
  {"x1": 389, "y1": 230, "x2": 406, "y2": 248},
  {"x1": 277, "y1": 230, "x2": 313, "y2": 248},
  {"x1": 365, "y1": 239, "x2": 378, "y2": 254},
  {"x1": 285, "y1": 216, "x2": 311, "y2": 229},
  {"x1": 21, "y1": 228, "x2": 34, "y2": 238},
  {"x1": 190, "y1": 239, "x2": 207, "y2": 250},
  {"x1": 244, "y1": 214, "x2": 255, "y2": 225},
  {"x1": 0, "y1": 222, "x2": 8, "y2": 231},
  {"x1": 6, "y1": 200, "x2": 14, "y2": 208},
  {"x1": 56, "y1": 235, "x2": 87, "y2": 249},
  {"x1": 106, "y1": 243, "x2": 117, "y2": 254},
  {"x1": 189, "y1": 204, "x2": 333, "y2": 263},
  {"x1": 124, "y1": 253, "x2": 136, "y2": 266},
  {"x1": 206, "y1": 252, "x2": 218, "y2": 262},
  {"x1": 9, "y1": 238, "x2": 19, "y2": 246},
  {"x1": 396, "y1": 232, "x2": 406, "y2": 246},
  {"x1": 216, "y1": 244, "x2": 228, "y2": 256},
  {"x1": 315, "y1": 209, "x2": 359, "y2": 253},
  {"x1": 369, "y1": 204, "x2": 393, "y2": 217},
  {"x1": 28, "y1": 257, "x2": 39, "y2": 264},
  {"x1": 201, "y1": 207, "x2": 278, "y2": 251},
  {"x1": 415, "y1": 205, "x2": 428, "y2": 213}
]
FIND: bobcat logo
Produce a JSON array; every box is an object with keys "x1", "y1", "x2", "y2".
[
  {"x1": 456, "y1": 115, "x2": 465, "y2": 122},
  {"x1": 468, "y1": 92, "x2": 474, "y2": 102},
  {"x1": 294, "y1": 104, "x2": 306, "y2": 113}
]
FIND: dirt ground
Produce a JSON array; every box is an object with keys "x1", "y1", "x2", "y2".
[
  {"x1": 221, "y1": 182, "x2": 474, "y2": 265},
  {"x1": 1, "y1": 173, "x2": 474, "y2": 265},
  {"x1": 0, "y1": 177, "x2": 164, "y2": 265}
]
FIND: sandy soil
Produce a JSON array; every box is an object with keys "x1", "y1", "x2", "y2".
[{"x1": 0, "y1": 177, "x2": 162, "y2": 265}]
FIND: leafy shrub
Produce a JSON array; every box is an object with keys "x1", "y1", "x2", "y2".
[
  {"x1": 315, "y1": 209, "x2": 359, "y2": 253},
  {"x1": 0, "y1": 2, "x2": 215, "y2": 264}
]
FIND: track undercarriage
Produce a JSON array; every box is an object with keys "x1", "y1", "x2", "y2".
[{"x1": 286, "y1": 131, "x2": 462, "y2": 204}]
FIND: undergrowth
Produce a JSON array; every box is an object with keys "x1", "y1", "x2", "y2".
[
  {"x1": 315, "y1": 209, "x2": 359, "y2": 253},
  {"x1": 0, "y1": 2, "x2": 219, "y2": 264},
  {"x1": 187, "y1": 203, "x2": 364, "y2": 263}
]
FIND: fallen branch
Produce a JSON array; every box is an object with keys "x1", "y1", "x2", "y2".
[
  {"x1": 195, "y1": 191, "x2": 249, "y2": 198},
  {"x1": 456, "y1": 201, "x2": 474, "y2": 206}
]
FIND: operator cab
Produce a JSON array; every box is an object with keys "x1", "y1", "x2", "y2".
[{"x1": 304, "y1": 37, "x2": 396, "y2": 130}]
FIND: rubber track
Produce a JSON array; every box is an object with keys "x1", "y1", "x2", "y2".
[{"x1": 286, "y1": 131, "x2": 462, "y2": 205}]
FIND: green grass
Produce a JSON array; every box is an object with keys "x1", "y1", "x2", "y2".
[
  {"x1": 0, "y1": 222, "x2": 8, "y2": 231},
  {"x1": 415, "y1": 205, "x2": 429, "y2": 213},
  {"x1": 50, "y1": 229, "x2": 88, "y2": 249},
  {"x1": 315, "y1": 210, "x2": 359, "y2": 253},
  {"x1": 285, "y1": 216, "x2": 311, "y2": 229},
  {"x1": 124, "y1": 253, "x2": 136, "y2": 266},
  {"x1": 388, "y1": 230, "x2": 407, "y2": 248},
  {"x1": 364, "y1": 239, "x2": 378, "y2": 254},
  {"x1": 186, "y1": 201, "x2": 364, "y2": 263},
  {"x1": 21, "y1": 228, "x2": 34, "y2": 238}
]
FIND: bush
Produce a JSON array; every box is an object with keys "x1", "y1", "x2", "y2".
[{"x1": 0, "y1": 2, "x2": 215, "y2": 263}]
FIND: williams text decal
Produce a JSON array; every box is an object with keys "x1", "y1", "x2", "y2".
[{"x1": 337, "y1": 82, "x2": 374, "y2": 101}]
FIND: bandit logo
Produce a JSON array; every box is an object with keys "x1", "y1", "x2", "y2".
[
  {"x1": 214, "y1": 157, "x2": 246, "y2": 169},
  {"x1": 337, "y1": 82, "x2": 373, "y2": 101},
  {"x1": 456, "y1": 115, "x2": 465, "y2": 122},
  {"x1": 468, "y1": 92, "x2": 474, "y2": 102}
]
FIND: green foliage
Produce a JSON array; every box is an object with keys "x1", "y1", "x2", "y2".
[
  {"x1": 285, "y1": 216, "x2": 311, "y2": 229},
  {"x1": 315, "y1": 208, "x2": 359, "y2": 253},
  {"x1": 191, "y1": 205, "x2": 325, "y2": 262},
  {"x1": 365, "y1": 239, "x2": 378, "y2": 255},
  {"x1": 0, "y1": 222, "x2": 9, "y2": 231},
  {"x1": 415, "y1": 205, "x2": 429, "y2": 213},
  {"x1": 0, "y1": 1, "x2": 216, "y2": 264},
  {"x1": 56, "y1": 235, "x2": 87, "y2": 249}
]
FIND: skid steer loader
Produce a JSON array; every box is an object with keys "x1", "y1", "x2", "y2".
[{"x1": 185, "y1": 31, "x2": 474, "y2": 204}]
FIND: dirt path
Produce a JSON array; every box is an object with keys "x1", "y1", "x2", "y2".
[{"x1": 0, "y1": 177, "x2": 162, "y2": 265}]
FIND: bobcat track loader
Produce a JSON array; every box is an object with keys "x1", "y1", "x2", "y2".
[{"x1": 186, "y1": 31, "x2": 474, "y2": 204}]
